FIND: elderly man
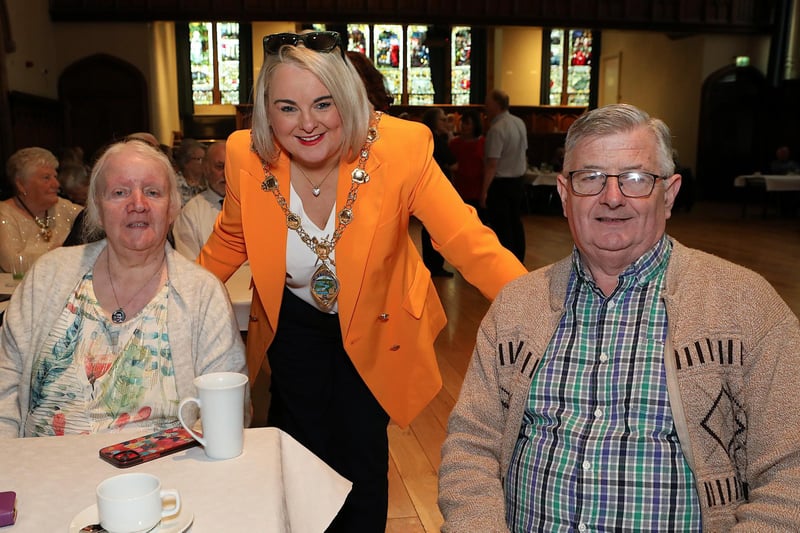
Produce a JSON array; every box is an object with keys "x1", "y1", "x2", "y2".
[
  {"x1": 439, "y1": 104, "x2": 800, "y2": 531},
  {"x1": 172, "y1": 141, "x2": 226, "y2": 259}
]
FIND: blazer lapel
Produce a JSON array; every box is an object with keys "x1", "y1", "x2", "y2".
[
  {"x1": 336, "y1": 148, "x2": 385, "y2": 338},
  {"x1": 242, "y1": 152, "x2": 290, "y2": 333}
]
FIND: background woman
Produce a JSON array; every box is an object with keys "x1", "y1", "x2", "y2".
[
  {"x1": 173, "y1": 138, "x2": 207, "y2": 205},
  {"x1": 198, "y1": 31, "x2": 526, "y2": 531},
  {"x1": 0, "y1": 147, "x2": 82, "y2": 273},
  {"x1": 0, "y1": 140, "x2": 247, "y2": 438},
  {"x1": 449, "y1": 109, "x2": 488, "y2": 223},
  {"x1": 421, "y1": 107, "x2": 459, "y2": 277}
]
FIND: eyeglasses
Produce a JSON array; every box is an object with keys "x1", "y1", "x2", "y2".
[
  {"x1": 263, "y1": 32, "x2": 345, "y2": 60},
  {"x1": 567, "y1": 170, "x2": 664, "y2": 198}
]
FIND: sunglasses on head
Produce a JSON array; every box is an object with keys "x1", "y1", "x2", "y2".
[{"x1": 263, "y1": 31, "x2": 345, "y2": 60}]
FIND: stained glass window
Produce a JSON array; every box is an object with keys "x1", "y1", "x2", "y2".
[
  {"x1": 347, "y1": 23, "x2": 470, "y2": 105},
  {"x1": 407, "y1": 25, "x2": 433, "y2": 105},
  {"x1": 451, "y1": 27, "x2": 471, "y2": 105},
  {"x1": 546, "y1": 28, "x2": 593, "y2": 106},
  {"x1": 189, "y1": 22, "x2": 240, "y2": 106},
  {"x1": 374, "y1": 24, "x2": 404, "y2": 103}
]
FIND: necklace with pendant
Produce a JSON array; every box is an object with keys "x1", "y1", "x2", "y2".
[
  {"x1": 259, "y1": 111, "x2": 382, "y2": 310},
  {"x1": 294, "y1": 162, "x2": 338, "y2": 197},
  {"x1": 106, "y1": 251, "x2": 166, "y2": 323},
  {"x1": 16, "y1": 196, "x2": 53, "y2": 242}
]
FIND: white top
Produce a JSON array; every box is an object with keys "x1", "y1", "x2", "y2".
[
  {"x1": 172, "y1": 189, "x2": 224, "y2": 260},
  {"x1": 485, "y1": 110, "x2": 529, "y2": 178},
  {"x1": 285, "y1": 183, "x2": 338, "y2": 313},
  {"x1": 0, "y1": 427, "x2": 351, "y2": 532},
  {"x1": 0, "y1": 197, "x2": 82, "y2": 273}
]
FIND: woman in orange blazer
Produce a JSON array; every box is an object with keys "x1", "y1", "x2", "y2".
[{"x1": 198, "y1": 31, "x2": 526, "y2": 532}]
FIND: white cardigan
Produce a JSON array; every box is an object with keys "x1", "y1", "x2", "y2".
[{"x1": 0, "y1": 240, "x2": 248, "y2": 437}]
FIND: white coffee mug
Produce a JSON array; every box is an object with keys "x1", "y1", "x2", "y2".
[
  {"x1": 96, "y1": 472, "x2": 181, "y2": 533},
  {"x1": 178, "y1": 371, "x2": 248, "y2": 459}
]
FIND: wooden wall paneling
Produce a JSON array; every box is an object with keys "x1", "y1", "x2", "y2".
[
  {"x1": 336, "y1": 0, "x2": 370, "y2": 10},
  {"x1": 623, "y1": 0, "x2": 652, "y2": 21},
  {"x1": 8, "y1": 91, "x2": 63, "y2": 154},
  {"x1": 597, "y1": 0, "x2": 626, "y2": 21},
  {"x1": 456, "y1": 0, "x2": 488, "y2": 19},
  {"x1": 680, "y1": 0, "x2": 708, "y2": 22},
  {"x1": 653, "y1": 0, "x2": 681, "y2": 22},
  {"x1": 704, "y1": 0, "x2": 730, "y2": 24}
]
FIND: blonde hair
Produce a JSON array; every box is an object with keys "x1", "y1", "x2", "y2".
[
  {"x1": 83, "y1": 141, "x2": 182, "y2": 241},
  {"x1": 251, "y1": 44, "x2": 371, "y2": 163}
]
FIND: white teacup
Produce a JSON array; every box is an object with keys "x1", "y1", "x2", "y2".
[
  {"x1": 96, "y1": 473, "x2": 180, "y2": 533},
  {"x1": 178, "y1": 371, "x2": 248, "y2": 460}
]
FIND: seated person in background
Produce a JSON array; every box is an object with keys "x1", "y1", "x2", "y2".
[
  {"x1": 439, "y1": 103, "x2": 800, "y2": 531},
  {"x1": 769, "y1": 145, "x2": 799, "y2": 175},
  {"x1": 58, "y1": 163, "x2": 90, "y2": 206},
  {"x1": 173, "y1": 141, "x2": 227, "y2": 259},
  {"x1": 173, "y1": 138, "x2": 208, "y2": 205},
  {"x1": 0, "y1": 140, "x2": 248, "y2": 438},
  {"x1": 0, "y1": 147, "x2": 82, "y2": 273}
]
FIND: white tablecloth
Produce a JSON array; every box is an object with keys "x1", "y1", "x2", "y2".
[
  {"x1": 0, "y1": 427, "x2": 351, "y2": 532},
  {"x1": 524, "y1": 170, "x2": 559, "y2": 187},
  {"x1": 224, "y1": 264, "x2": 253, "y2": 332},
  {"x1": 733, "y1": 174, "x2": 800, "y2": 191},
  {"x1": 0, "y1": 273, "x2": 19, "y2": 317}
]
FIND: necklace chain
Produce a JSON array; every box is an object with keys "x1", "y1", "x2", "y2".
[
  {"x1": 294, "y1": 162, "x2": 338, "y2": 197},
  {"x1": 258, "y1": 111, "x2": 382, "y2": 308},
  {"x1": 106, "y1": 251, "x2": 166, "y2": 323},
  {"x1": 16, "y1": 196, "x2": 53, "y2": 242}
]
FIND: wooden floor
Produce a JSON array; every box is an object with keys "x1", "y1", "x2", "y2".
[{"x1": 386, "y1": 200, "x2": 800, "y2": 532}]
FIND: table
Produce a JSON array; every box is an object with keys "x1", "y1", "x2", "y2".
[
  {"x1": 224, "y1": 264, "x2": 253, "y2": 332},
  {"x1": 733, "y1": 174, "x2": 800, "y2": 217},
  {"x1": 523, "y1": 169, "x2": 560, "y2": 213},
  {"x1": 0, "y1": 427, "x2": 351, "y2": 532},
  {"x1": 733, "y1": 173, "x2": 800, "y2": 191},
  {"x1": 0, "y1": 273, "x2": 20, "y2": 318}
]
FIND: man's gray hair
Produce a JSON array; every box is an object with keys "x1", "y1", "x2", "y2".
[{"x1": 564, "y1": 104, "x2": 675, "y2": 177}]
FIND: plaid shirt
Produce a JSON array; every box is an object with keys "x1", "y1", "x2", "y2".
[{"x1": 505, "y1": 236, "x2": 702, "y2": 531}]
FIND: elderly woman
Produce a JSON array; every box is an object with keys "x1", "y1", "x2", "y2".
[
  {"x1": 0, "y1": 147, "x2": 82, "y2": 273},
  {"x1": 173, "y1": 138, "x2": 207, "y2": 205},
  {"x1": 0, "y1": 140, "x2": 247, "y2": 438},
  {"x1": 198, "y1": 31, "x2": 526, "y2": 530}
]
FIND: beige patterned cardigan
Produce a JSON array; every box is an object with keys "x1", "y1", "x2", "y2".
[{"x1": 439, "y1": 239, "x2": 800, "y2": 532}]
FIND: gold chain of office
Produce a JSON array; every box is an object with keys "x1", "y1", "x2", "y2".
[{"x1": 258, "y1": 111, "x2": 382, "y2": 309}]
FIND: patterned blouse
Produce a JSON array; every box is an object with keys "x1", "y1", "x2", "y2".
[{"x1": 24, "y1": 271, "x2": 179, "y2": 437}]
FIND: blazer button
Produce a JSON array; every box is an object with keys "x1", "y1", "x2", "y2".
[
  {"x1": 379, "y1": 313, "x2": 389, "y2": 321},
  {"x1": 390, "y1": 345, "x2": 400, "y2": 351}
]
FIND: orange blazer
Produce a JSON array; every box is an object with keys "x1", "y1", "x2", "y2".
[{"x1": 199, "y1": 114, "x2": 527, "y2": 427}]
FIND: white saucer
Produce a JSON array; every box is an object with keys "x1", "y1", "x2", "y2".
[{"x1": 68, "y1": 503, "x2": 193, "y2": 533}]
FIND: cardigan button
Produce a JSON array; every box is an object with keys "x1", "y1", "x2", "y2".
[
  {"x1": 379, "y1": 313, "x2": 389, "y2": 321},
  {"x1": 249, "y1": 315, "x2": 258, "y2": 322},
  {"x1": 389, "y1": 345, "x2": 400, "y2": 351}
]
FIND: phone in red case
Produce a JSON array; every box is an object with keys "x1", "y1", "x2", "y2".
[{"x1": 99, "y1": 427, "x2": 199, "y2": 468}]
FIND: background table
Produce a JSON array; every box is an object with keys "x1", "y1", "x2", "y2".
[
  {"x1": 0, "y1": 427, "x2": 351, "y2": 532},
  {"x1": 224, "y1": 264, "x2": 253, "y2": 332},
  {"x1": 0, "y1": 273, "x2": 20, "y2": 318},
  {"x1": 733, "y1": 174, "x2": 800, "y2": 217},
  {"x1": 523, "y1": 169, "x2": 560, "y2": 213}
]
